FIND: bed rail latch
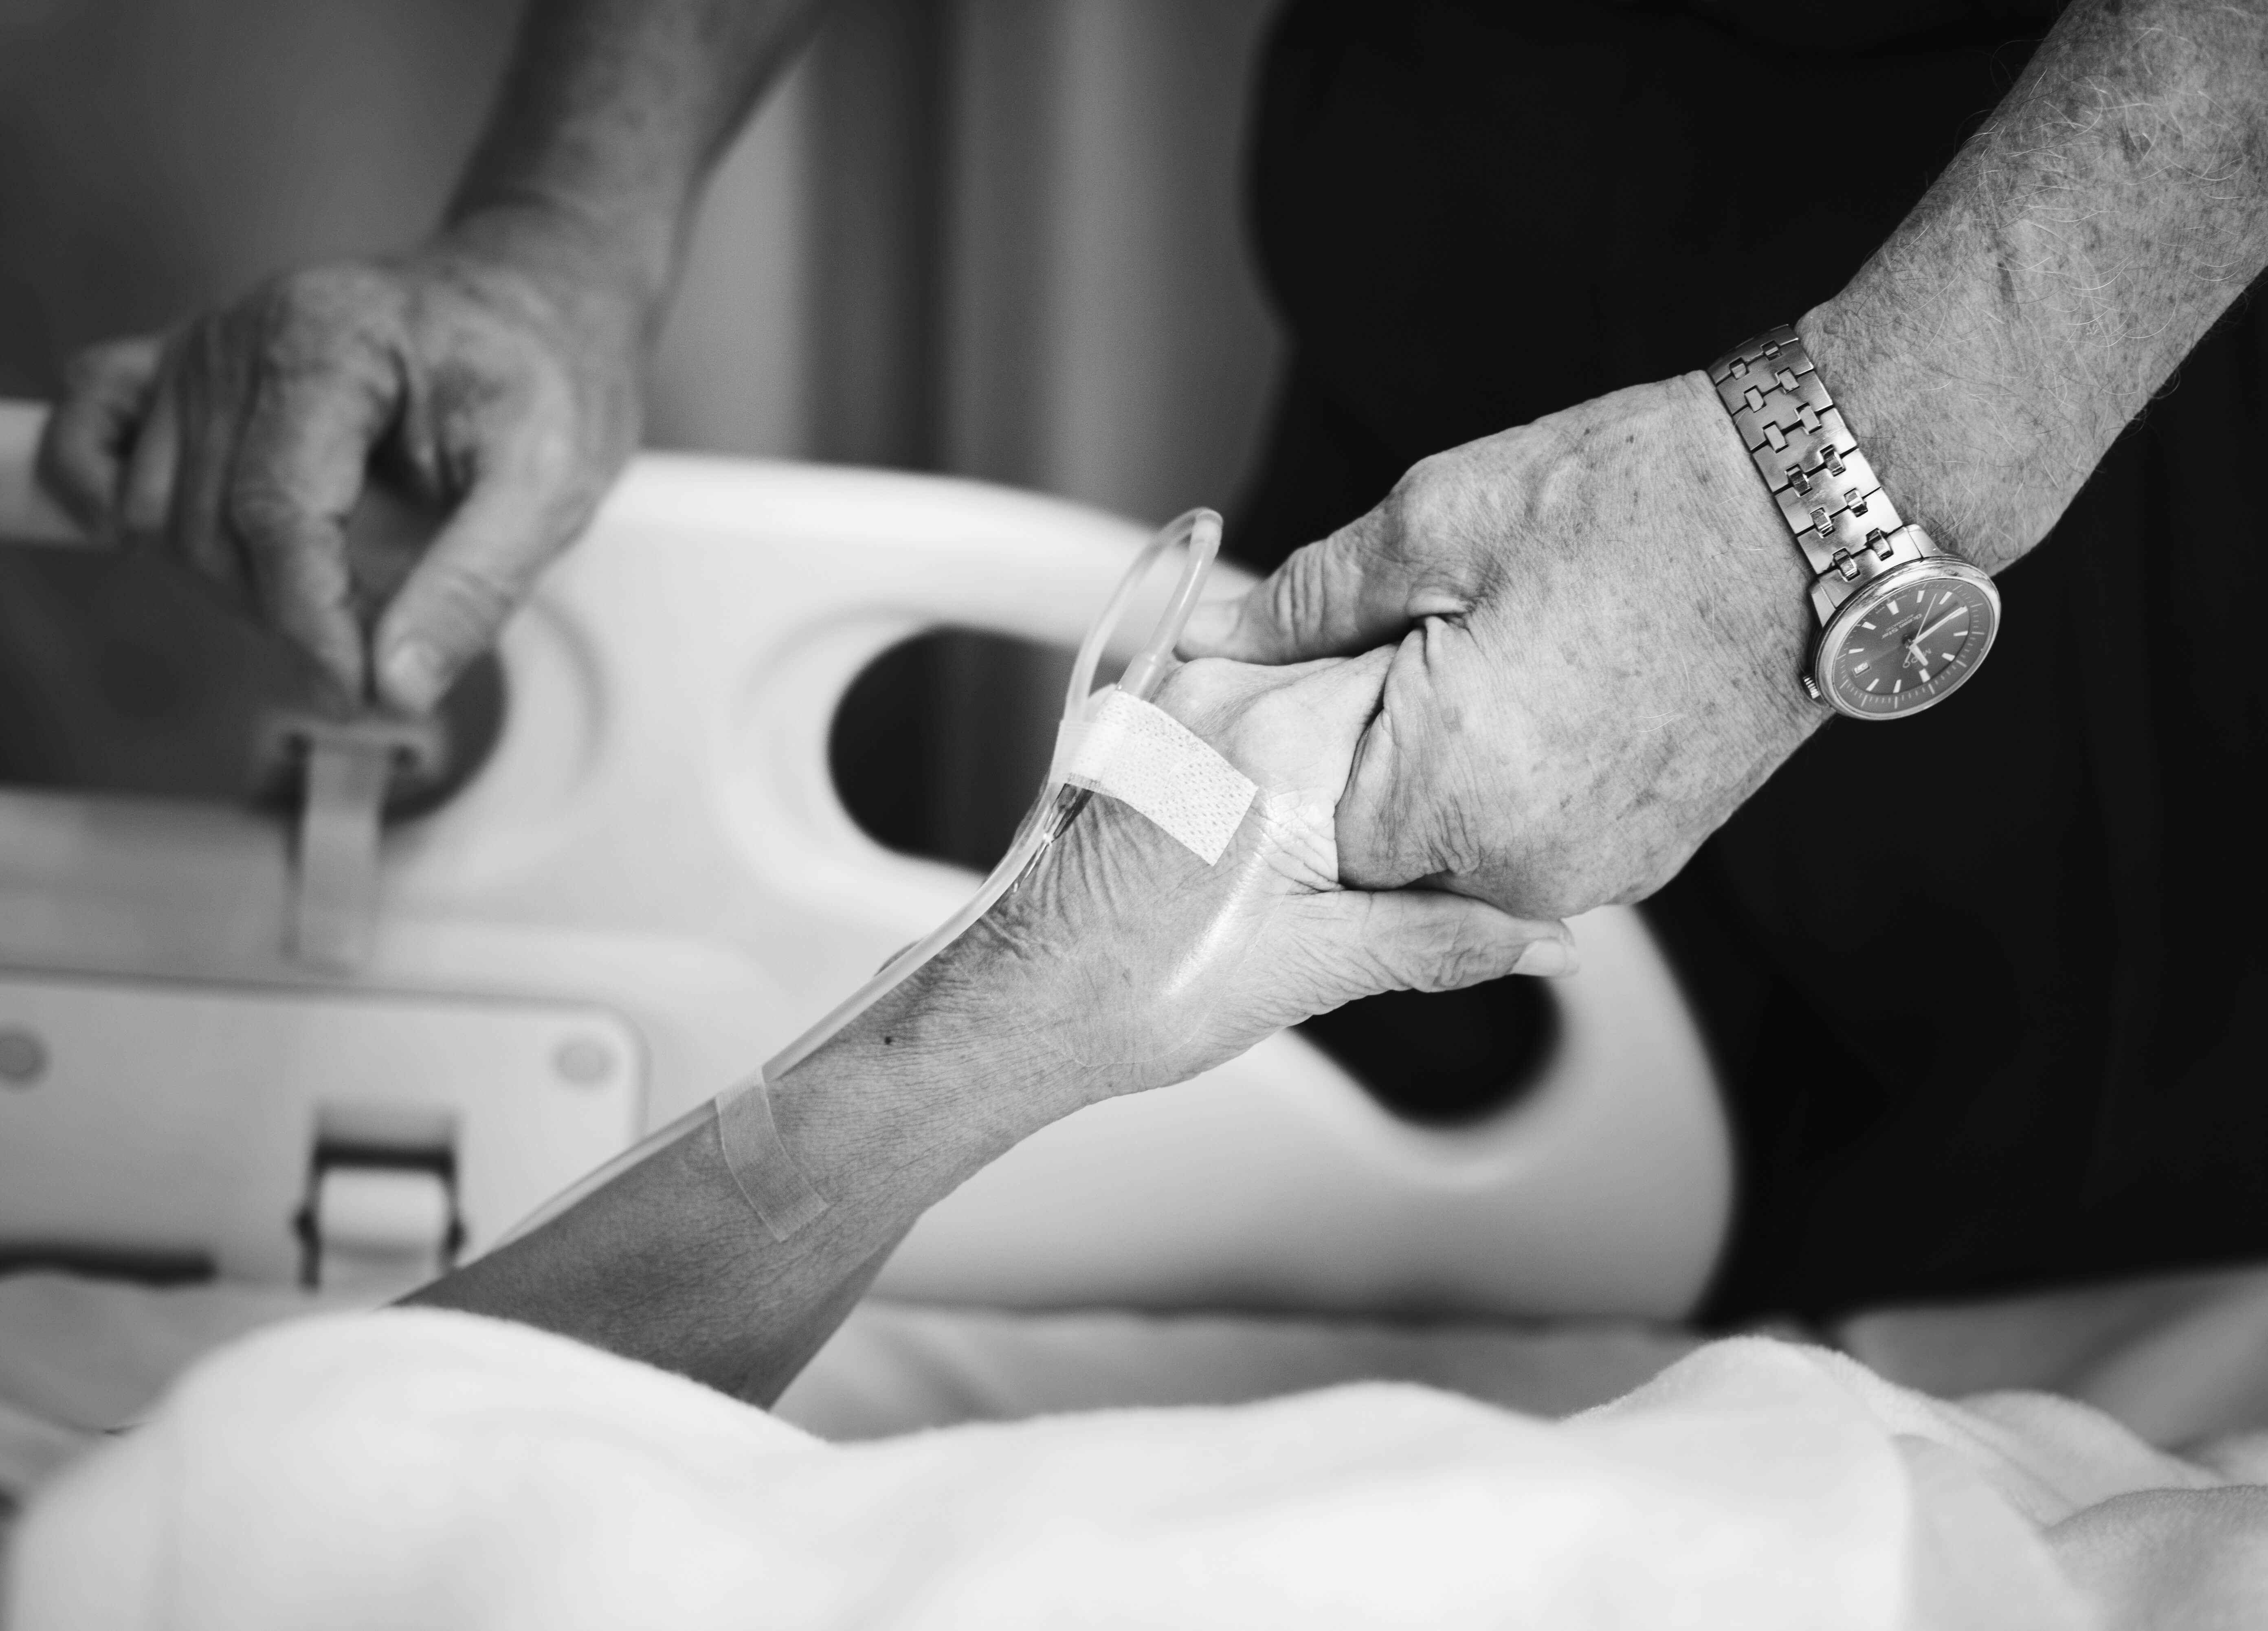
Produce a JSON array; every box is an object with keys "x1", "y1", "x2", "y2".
[
  {"x1": 258, "y1": 712, "x2": 447, "y2": 972},
  {"x1": 292, "y1": 1102, "x2": 466, "y2": 1291}
]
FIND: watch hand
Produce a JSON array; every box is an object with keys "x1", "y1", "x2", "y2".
[{"x1": 1914, "y1": 605, "x2": 1967, "y2": 646}]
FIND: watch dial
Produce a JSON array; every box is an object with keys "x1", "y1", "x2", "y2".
[{"x1": 1825, "y1": 574, "x2": 1997, "y2": 717}]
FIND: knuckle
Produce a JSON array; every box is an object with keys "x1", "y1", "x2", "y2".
[
  {"x1": 1386, "y1": 457, "x2": 1452, "y2": 537},
  {"x1": 1154, "y1": 655, "x2": 1234, "y2": 716},
  {"x1": 1266, "y1": 548, "x2": 1336, "y2": 642},
  {"x1": 421, "y1": 561, "x2": 522, "y2": 643},
  {"x1": 1151, "y1": 657, "x2": 1255, "y2": 754},
  {"x1": 226, "y1": 473, "x2": 314, "y2": 547},
  {"x1": 1420, "y1": 919, "x2": 1503, "y2": 992},
  {"x1": 1387, "y1": 453, "x2": 1497, "y2": 600},
  {"x1": 253, "y1": 266, "x2": 394, "y2": 372},
  {"x1": 59, "y1": 338, "x2": 148, "y2": 395}
]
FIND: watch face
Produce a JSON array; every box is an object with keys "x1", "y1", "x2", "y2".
[{"x1": 1820, "y1": 566, "x2": 2000, "y2": 718}]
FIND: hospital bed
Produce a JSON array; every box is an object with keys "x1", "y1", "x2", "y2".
[
  {"x1": 22, "y1": 414, "x2": 2268, "y2": 1631},
  {"x1": 0, "y1": 399, "x2": 1730, "y2": 1324}
]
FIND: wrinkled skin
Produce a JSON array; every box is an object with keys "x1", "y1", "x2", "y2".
[
  {"x1": 1181, "y1": 375, "x2": 1828, "y2": 920},
  {"x1": 903, "y1": 651, "x2": 1576, "y2": 1108},
  {"x1": 37, "y1": 221, "x2": 644, "y2": 714},
  {"x1": 407, "y1": 650, "x2": 1576, "y2": 1401}
]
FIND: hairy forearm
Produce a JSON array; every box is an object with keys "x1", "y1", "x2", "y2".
[
  {"x1": 445, "y1": 0, "x2": 830, "y2": 318},
  {"x1": 409, "y1": 971, "x2": 1094, "y2": 1404},
  {"x1": 1803, "y1": 0, "x2": 2268, "y2": 571}
]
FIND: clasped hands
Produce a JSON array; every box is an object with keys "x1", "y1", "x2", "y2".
[
  {"x1": 914, "y1": 376, "x2": 1836, "y2": 1081},
  {"x1": 1181, "y1": 375, "x2": 1829, "y2": 923}
]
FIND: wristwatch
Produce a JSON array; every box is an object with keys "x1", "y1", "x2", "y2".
[{"x1": 1709, "y1": 325, "x2": 2000, "y2": 719}]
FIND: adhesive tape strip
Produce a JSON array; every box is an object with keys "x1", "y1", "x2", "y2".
[
  {"x1": 714, "y1": 1077, "x2": 831, "y2": 1241},
  {"x1": 1053, "y1": 688, "x2": 1257, "y2": 866}
]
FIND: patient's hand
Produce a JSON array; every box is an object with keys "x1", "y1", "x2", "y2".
[
  {"x1": 877, "y1": 651, "x2": 1575, "y2": 1110},
  {"x1": 418, "y1": 653, "x2": 1568, "y2": 1400}
]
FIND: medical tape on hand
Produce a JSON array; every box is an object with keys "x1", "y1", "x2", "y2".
[
  {"x1": 1050, "y1": 688, "x2": 1258, "y2": 866},
  {"x1": 713, "y1": 1077, "x2": 831, "y2": 1241}
]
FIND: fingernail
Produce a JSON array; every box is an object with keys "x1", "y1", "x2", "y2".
[
  {"x1": 1178, "y1": 598, "x2": 1236, "y2": 653},
  {"x1": 1513, "y1": 938, "x2": 1577, "y2": 977},
  {"x1": 380, "y1": 640, "x2": 444, "y2": 712}
]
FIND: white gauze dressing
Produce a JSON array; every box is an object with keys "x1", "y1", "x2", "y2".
[{"x1": 1052, "y1": 688, "x2": 1258, "y2": 866}]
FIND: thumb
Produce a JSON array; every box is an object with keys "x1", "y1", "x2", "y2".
[
  {"x1": 371, "y1": 464, "x2": 578, "y2": 714},
  {"x1": 1294, "y1": 888, "x2": 1576, "y2": 1018},
  {"x1": 1178, "y1": 508, "x2": 1417, "y2": 663}
]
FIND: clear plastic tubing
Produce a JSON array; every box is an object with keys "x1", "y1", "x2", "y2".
[{"x1": 494, "y1": 508, "x2": 1223, "y2": 1249}]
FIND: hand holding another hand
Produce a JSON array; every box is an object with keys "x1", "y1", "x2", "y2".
[
  {"x1": 37, "y1": 211, "x2": 648, "y2": 714},
  {"x1": 894, "y1": 652, "x2": 1575, "y2": 1110},
  {"x1": 1182, "y1": 375, "x2": 1828, "y2": 921}
]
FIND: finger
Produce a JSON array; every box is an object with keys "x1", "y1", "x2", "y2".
[
  {"x1": 1334, "y1": 623, "x2": 1473, "y2": 892},
  {"x1": 372, "y1": 456, "x2": 578, "y2": 714},
  {"x1": 228, "y1": 351, "x2": 398, "y2": 707},
  {"x1": 37, "y1": 337, "x2": 163, "y2": 536},
  {"x1": 164, "y1": 319, "x2": 261, "y2": 602},
  {"x1": 117, "y1": 350, "x2": 184, "y2": 549},
  {"x1": 1296, "y1": 889, "x2": 1576, "y2": 1017},
  {"x1": 1177, "y1": 508, "x2": 1413, "y2": 663}
]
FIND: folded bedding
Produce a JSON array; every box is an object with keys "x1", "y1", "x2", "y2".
[{"x1": 13, "y1": 1307, "x2": 2268, "y2": 1629}]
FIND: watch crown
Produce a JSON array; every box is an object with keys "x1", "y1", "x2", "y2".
[{"x1": 1801, "y1": 674, "x2": 1825, "y2": 703}]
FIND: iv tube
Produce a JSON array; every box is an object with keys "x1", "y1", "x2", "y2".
[
  {"x1": 759, "y1": 505, "x2": 1220, "y2": 1085},
  {"x1": 494, "y1": 508, "x2": 1223, "y2": 1249}
]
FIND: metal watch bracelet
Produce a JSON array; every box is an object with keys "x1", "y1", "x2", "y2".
[
  {"x1": 1708, "y1": 325, "x2": 1897, "y2": 581},
  {"x1": 1707, "y1": 325, "x2": 2002, "y2": 718}
]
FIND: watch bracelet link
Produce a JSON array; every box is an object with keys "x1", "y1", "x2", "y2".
[{"x1": 1707, "y1": 325, "x2": 1903, "y2": 586}]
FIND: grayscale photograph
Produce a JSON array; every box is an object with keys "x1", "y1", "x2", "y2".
[{"x1": 2, "y1": 1, "x2": 2266, "y2": 1624}]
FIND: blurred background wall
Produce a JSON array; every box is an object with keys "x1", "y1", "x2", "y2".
[{"x1": 0, "y1": 0, "x2": 1284, "y2": 859}]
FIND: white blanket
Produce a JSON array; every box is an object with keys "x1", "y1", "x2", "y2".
[{"x1": 12, "y1": 1308, "x2": 2268, "y2": 1629}]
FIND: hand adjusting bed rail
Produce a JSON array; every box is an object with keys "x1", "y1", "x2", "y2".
[{"x1": 0, "y1": 403, "x2": 441, "y2": 972}]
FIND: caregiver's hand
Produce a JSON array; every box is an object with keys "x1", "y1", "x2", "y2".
[
  {"x1": 37, "y1": 212, "x2": 647, "y2": 714},
  {"x1": 909, "y1": 651, "x2": 1577, "y2": 1109},
  {"x1": 1179, "y1": 376, "x2": 1827, "y2": 920}
]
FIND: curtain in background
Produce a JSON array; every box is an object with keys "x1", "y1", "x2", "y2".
[{"x1": 0, "y1": 0, "x2": 1283, "y2": 862}]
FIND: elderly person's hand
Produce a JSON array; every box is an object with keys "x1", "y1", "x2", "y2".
[
  {"x1": 913, "y1": 650, "x2": 1579, "y2": 1105},
  {"x1": 417, "y1": 650, "x2": 1571, "y2": 1398},
  {"x1": 1179, "y1": 375, "x2": 1824, "y2": 921},
  {"x1": 1180, "y1": 0, "x2": 2268, "y2": 926},
  {"x1": 36, "y1": 214, "x2": 646, "y2": 713}
]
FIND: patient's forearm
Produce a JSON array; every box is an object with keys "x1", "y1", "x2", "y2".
[
  {"x1": 1804, "y1": 0, "x2": 2268, "y2": 571},
  {"x1": 408, "y1": 969, "x2": 1092, "y2": 1405},
  {"x1": 445, "y1": 0, "x2": 830, "y2": 319},
  {"x1": 408, "y1": 657, "x2": 1558, "y2": 1398}
]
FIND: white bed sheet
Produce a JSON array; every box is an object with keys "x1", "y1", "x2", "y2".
[
  {"x1": 13, "y1": 1306, "x2": 2268, "y2": 1629},
  {"x1": 9, "y1": 1265, "x2": 2268, "y2": 1626}
]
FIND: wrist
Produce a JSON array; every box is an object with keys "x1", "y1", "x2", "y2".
[
  {"x1": 771, "y1": 963, "x2": 1105, "y2": 1196},
  {"x1": 432, "y1": 196, "x2": 672, "y2": 343},
  {"x1": 1673, "y1": 369, "x2": 1834, "y2": 750},
  {"x1": 1798, "y1": 293, "x2": 2049, "y2": 576}
]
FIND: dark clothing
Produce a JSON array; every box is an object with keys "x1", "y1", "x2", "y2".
[{"x1": 1240, "y1": 1, "x2": 2268, "y2": 1323}]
